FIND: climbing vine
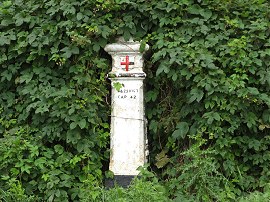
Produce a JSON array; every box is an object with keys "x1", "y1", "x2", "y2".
[{"x1": 0, "y1": 0, "x2": 270, "y2": 200}]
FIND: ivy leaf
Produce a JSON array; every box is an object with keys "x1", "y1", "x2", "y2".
[
  {"x1": 21, "y1": 164, "x2": 31, "y2": 174},
  {"x1": 145, "y1": 90, "x2": 158, "y2": 102},
  {"x1": 123, "y1": 29, "x2": 131, "y2": 41},
  {"x1": 187, "y1": 4, "x2": 201, "y2": 15},
  {"x1": 93, "y1": 43, "x2": 100, "y2": 52},
  {"x1": 247, "y1": 87, "x2": 259, "y2": 95},
  {"x1": 77, "y1": 139, "x2": 90, "y2": 153},
  {"x1": 189, "y1": 88, "x2": 204, "y2": 103},
  {"x1": 35, "y1": 105, "x2": 49, "y2": 114},
  {"x1": 0, "y1": 34, "x2": 10, "y2": 45},
  {"x1": 156, "y1": 63, "x2": 169, "y2": 76},
  {"x1": 139, "y1": 40, "x2": 146, "y2": 53},
  {"x1": 27, "y1": 32, "x2": 37, "y2": 44},
  {"x1": 0, "y1": 53, "x2": 7, "y2": 63},
  {"x1": 2, "y1": 1, "x2": 12, "y2": 8},
  {"x1": 200, "y1": 9, "x2": 212, "y2": 20},
  {"x1": 54, "y1": 145, "x2": 64, "y2": 154},
  {"x1": 68, "y1": 107, "x2": 75, "y2": 115},
  {"x1": 19, "y1": 72, "x2": 34, "y2": 83},
  {"x1": 213, "y1": 112, "x2": 221, "y2": 121},
  {"x1": 70, "y1": 122, "x2": 77, "y2": 130},
  {"x1": 149, "y1": 120, "x2": 158, "y2": 133},
  {"x1": 66, "y1": 129, "x2": 81, "y2": 144},
  {"x1": 248, "y1": 140, "x2": 261, "y2": 151},
  {"x1": 78, "y1": 119, "x2": 86, "y2": 129},
  {"x1": 61, "y1": 46, "x2": 79, "y2": 58},
  {"x1": 172, "y1": 122, "x2": 189, "y2": 140},
  {"x1": 76, "y1": 12, "x2": 83, "y2": 21},
  {"x1": 113, "y1": 82, "x2": 123, "y2": 92},
  {"x1": 155, "y1": 150, "x2": 170, "y2": 169},
  {"x1": 100, "y1": 25, "x2": 111, "y2": 38},
  {"x1": 15, "y1": 17, "x2": 24, "y2": 26},
  {"x1": 172, "y1": 74, "x2": 178, "y2": 81}
]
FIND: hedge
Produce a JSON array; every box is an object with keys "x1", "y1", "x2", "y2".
[{"x1": 0, "y1": 0, "x2": 269, "y2": 201}]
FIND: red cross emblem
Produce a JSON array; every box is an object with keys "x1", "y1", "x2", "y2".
[{"x1": 120, "y1": 56, "x2": 134, "y2": 71}]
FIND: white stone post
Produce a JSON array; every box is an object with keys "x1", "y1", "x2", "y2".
[{"x1": 105, "y1": 39, "x2": 149, "y2": 186}]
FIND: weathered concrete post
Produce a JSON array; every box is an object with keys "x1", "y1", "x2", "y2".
[{"x1": 105, "y1": 38, "x2": 149, "y2": 186}]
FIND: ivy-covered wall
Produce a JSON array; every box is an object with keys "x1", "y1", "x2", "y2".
[
  {"x1": 0, "y1": 0, "x2": 269, "y2": 201},
  {"x1": 0, "y1": 0, "x2": 111, "y2": 201}
]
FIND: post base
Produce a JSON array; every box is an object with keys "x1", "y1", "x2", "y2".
[{"x1": 105, "y1": 175, "x2": 136, "y2": 188}]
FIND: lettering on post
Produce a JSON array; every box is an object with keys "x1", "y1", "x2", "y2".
[{"x1": 117, "y1": 88, "x2": 139, "y2": 100}]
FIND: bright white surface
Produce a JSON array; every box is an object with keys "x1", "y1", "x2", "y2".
[
  {"x1": 110, "y1": 78, "x2": 145, "y2": 175},
  {"x1": 105, "y1": 40, "x2": 148, "y2": 176}
]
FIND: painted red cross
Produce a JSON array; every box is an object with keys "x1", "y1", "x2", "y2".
[{"x1": 120, "y1": 56, "x2": 134, "y2": 71}]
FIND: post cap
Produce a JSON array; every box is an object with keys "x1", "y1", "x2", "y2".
[{"x1": 104, "y1": 38, "x2": 149, "y2": 54}]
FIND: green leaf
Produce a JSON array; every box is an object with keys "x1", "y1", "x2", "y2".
[
  {"x1": 0, "y1": 53, "x2": 7, "y2": 63},
  {"x1": 172, "y1": 74, "x2": 178, "y2": 81},
  {"x1": 54, "y1": 145, "x2": 64, "y2": 154},
  {"x1": 248, "y1": 140, "x2": 261, "y2": 151},
  {"x1": 156, "y1": 63, "x2": 169, "y2": 76},
  {"x1": 213, "y1": 112, "x2": 221, "y2": 121},
  {"x1": 145, "y1": 90, "x2": 158, "y2": 102},
  {"x1": 172, "y1": 122, "x2": 189, "y2": 139},
  {"x1": 100, "y1": 25, "x2": 111, "y2": 38},
  {"x1": 189, "y1": 88, "x2": 204, "y2": 103},
  {"x1": 155, "y1": 150, "x2": 170, "y2": 168},
  {"x1": 19, "y1": 72, "x2": 34, "y2": 83},
  {"x1": 28, "y1": 33, "x2": 36, "y2": 44},
  {"x1": 15, "y1": 17, "x2": 24, "y2": 26},
  {"x1": 35, "y1": 157, "x2": 47, "y2": 169},
  {"x1": 76, "y1": 140, "x2": 89, "y2": 152},
  {"x1": 21, "y1": 164, "x2": 31, "y2": 174},
  {"x1": 200, "y1": 9, "x2": 212, "y2": 20},
  {"x1": 78, "y1": 119, "x2": 86, "y2": 129},
  {"x1": 113, "y1": 82, "x2": 123, "y2": 92},
  {"x1": 93, "y1": 43, "x2": 100, "y2": 52},
  {"x1": 70, "y1": 122, "x2": 77, "y2": 130},
  {"x1": 0, "y1": 34, "x2": 10, "y2": 45},
  {"x1": 2, "y1": 1, "x2": 12, "y2": 8},
  {"x1": 67, "y1": 130, "x2": 81, "y2": 144},
  {"x1": 149, "y1": 120, "x2": 158, "y2": 133},
  {"x1": 35, "y1": 105, "x2": 49, "y2": 114},
  {"x1": 76, "y1": 12, "x2": 83, "y2": 21},
  {"x1": 61, "y1": 46, "x2": 79, "y2": 58},
  {"x1": 68, "y1": 107, "x2": 75, "y2": 115},
  {"x1": 247, "y1": 87, "x2": 259, "y2": 95},
  {"x1": 139, "y1": 40, "x2": 146, "y2": 53},
  {"x1": 187, "y1": 4, "x2": 201, "y2": 15}
]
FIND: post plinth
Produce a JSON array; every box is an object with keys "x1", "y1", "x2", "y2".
[{"x1": 105, "y1": 39, "x2": 149, "y2": 187}]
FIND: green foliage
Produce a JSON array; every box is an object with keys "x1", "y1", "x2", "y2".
[
  {"x1": 0, "y1": 173, "x2": 170, "y2": 202},
  {"x1": 0, "y1": 179, "x2": 38, "y2": 202},
  {"x1": 0, "y1": 118, "x2": 105, "y2": 201},
  {"x1": 1, "y1": 0, "x2": 270, "y2": 200},
  {"x1": 138, "y1": 0, "x2": 270, "y2": 198},
  {"x1": 165, "y1": 137, "x2": 234, "y2": 202},
  {"x1": 238, "y1": 191, "x2": 270, "y2": 202},
  {"x1": 112, "y1": 81, "x2": 124, "y2": 92},
  {"x1": 0, "y1": 0, "x2": 110, "y2": 200},
  {"x1": 80, "y1": 177, "x2": 171, "y2": 202},
  {"x1": 103, "y1": 179, "x2": 170, "y2": 202},
  {"x1": 237, "y1": 184, "x2": 270, "y2": 202}
]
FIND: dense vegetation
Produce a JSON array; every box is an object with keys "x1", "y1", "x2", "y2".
[{"x1": 0, "y1": 0, "x2": 269, "y2": 201}]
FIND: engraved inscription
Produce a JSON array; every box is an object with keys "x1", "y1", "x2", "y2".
[
  {"x1": 117, "y1": 88, "x2": 139, "y2": 99},
  {"x1": 119, "y1": 89, "x2": 139, "y2": 93}
]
